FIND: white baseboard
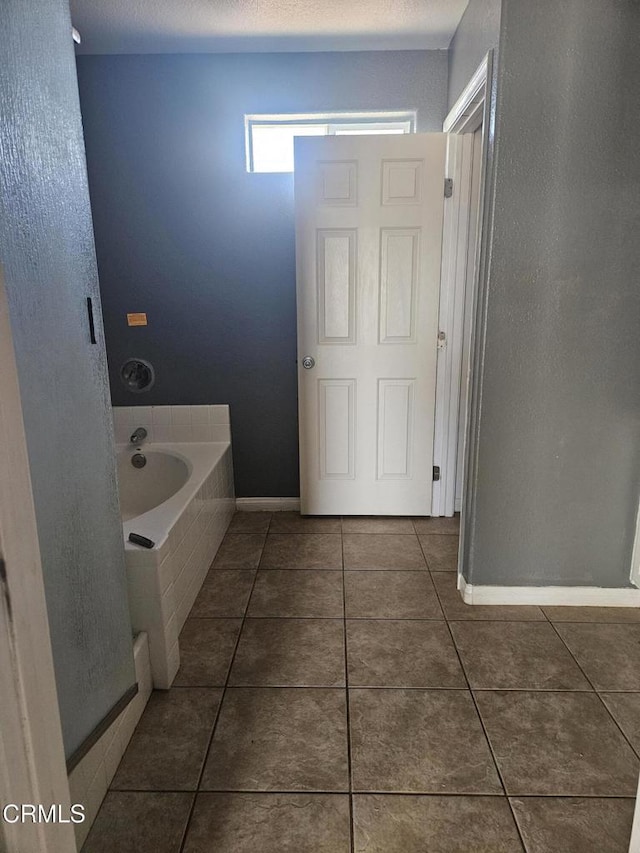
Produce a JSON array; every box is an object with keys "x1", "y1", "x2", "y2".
[
  {"x1": 458, "y1": 575, "x2": 640, "y2": 607},
  {"x1": 236, "y1": 497, "x2": 301, "y2": 512}
]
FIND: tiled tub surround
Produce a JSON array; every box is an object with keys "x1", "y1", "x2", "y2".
[
  {"x1": 116, "y1": 406, "x2": 235, "y2": 688},
  {"x1": 84, "y1": 513, "x2": 640, "y2": 852},
  {"x1": 69, "y1": 632, "x2": 152, "y2": 849},
  {"x1": 113, "y1": 404, "x2": 231, "y2": 445}
]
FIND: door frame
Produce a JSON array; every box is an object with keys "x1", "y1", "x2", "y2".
[
  {"x1": 431, "y1": 51, "x2": 494, "y2": 518},
  {"x1": 0, "y1": 268, "x2": 76, "y2": 853}
]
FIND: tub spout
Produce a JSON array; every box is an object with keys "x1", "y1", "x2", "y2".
[{"x1": 130, "y1": 427, "x2": 148, "y2": 445}]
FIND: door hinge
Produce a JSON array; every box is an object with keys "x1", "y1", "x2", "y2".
[
  {"x1": 444, "y1": 178, "x2": 453, "y2": 198},
  {"x1": 433, "y1": 465, "x2": 441, "y2": 482},
  {"x1": 437, "y1": 330, "x2": 446, "y2": 350}
]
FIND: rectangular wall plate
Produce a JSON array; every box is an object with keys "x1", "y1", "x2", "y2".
[{"x1": 127, "y1": 313, "x2": 147, "y2": 327}]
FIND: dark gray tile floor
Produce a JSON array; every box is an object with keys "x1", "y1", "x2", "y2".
[{"x1": 84, "y1": 513, "x2": 639, "y2": 852}]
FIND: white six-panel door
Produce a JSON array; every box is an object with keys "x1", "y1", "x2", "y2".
[{"x1": 295, "y1": 134, "x2": 446, "y2": 515}]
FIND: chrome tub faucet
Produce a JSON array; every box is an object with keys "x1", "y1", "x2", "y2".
[{"x1": 130, "y1": 426, "x2": 148, "y2": 445}]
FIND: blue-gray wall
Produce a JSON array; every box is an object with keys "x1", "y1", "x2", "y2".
[
  {"x1": 1, "y1": 0, "x2": 135, "y2": 758},
  {"x1": 76, "y1": 50, "x2": 448, "y2": 497},
  {"x1": 463, "y1": 0, "x2": 640, "y2": 587},
  {"x1": 448, "y1": 0, "x2": 501, "y2": 109}
]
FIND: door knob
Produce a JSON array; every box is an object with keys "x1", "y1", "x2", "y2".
[{"x1": 302, "y1": 356, "x2": 315, "y2": 370}]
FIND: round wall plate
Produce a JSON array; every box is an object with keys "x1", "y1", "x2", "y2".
[{"x1": 120, "y1": 358, "x2": 155, "y2": 393}]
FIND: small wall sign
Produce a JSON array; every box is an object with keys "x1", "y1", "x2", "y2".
[{"x1": 127, "y1": 313, "x2": 147, "y2": 327}]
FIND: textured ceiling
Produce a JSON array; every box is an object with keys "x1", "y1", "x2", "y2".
[{"x1": 71, "y1": 0, "x2": 468, "y2": 54}]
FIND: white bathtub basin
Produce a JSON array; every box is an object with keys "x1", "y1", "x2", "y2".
[
  {"x1": 118, "y1": 449, "x2": 191, "y2": 522},
  {"x1": 116, "y1": 440, "x2": 235, "y2": 688},
  {"x1": 118, "y1": 442, "x2": 230, "y2": 549}
]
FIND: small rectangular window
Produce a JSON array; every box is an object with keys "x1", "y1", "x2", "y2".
[{"x1": 245, "y1": 111, "x2": 416, "y2": 173}]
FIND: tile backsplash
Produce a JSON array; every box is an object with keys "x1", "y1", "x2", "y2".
[{"x1": 113, "y1": 405, "x2": 230, "y2": 445}]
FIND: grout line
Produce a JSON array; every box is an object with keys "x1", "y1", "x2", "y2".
[
  {"x1": 341, "y1": 531, "x2": 355, "y2": 853},
  {"x1": 187, "y1": 615, "x2": 448, "y2": 622},
  {"x1": 430, "y1": 567, "x2": 530, "y2": 852},
  {"x1": 585, "y1": 689, "x2": 640, "y2": 694},
  {"x1": 262, "y1": 531, "x2": 344, "y2": 535},
  {"x1": 539, "y1": 606, "x2": 553, "y2": 627},
  {"x1": 352, "y1": 567, "x2": 440, "y2": 573},
  {"x1": 188, "y1": 615, "x2": 346, "y2": 622},
  {"x1": 108, "y1": 786, "x2": 638, "y2": 799},
  {"x1": 536, "y1": 618, "x2": 640, "y2": 626},
  {"x1": 177, "y1": 535, "x2": 263, "y2": 852},
  {"x1": 254, "y1": 567, "x2": 441, "y2": 573},
  {"x1": 210, "y1": 564, "x2": 452, "y2": 573},
  {"x1": 167, "y1": 684, "x2": 607, "y2": 692},
  {"x1": 256, "y1": 531, "x2": 459, "y2": 538},
  {"x1": 209, "y1": 568, "x2": 344, "y2": 573},
  {"x1": 545, "y1": 619, "x2": 640, "y2": 762},
  {"x1": 436, "y1": 618, "x2": 553, "y2": 623},
  {"x1": 341, "y1": 529, "x2": 440, "y2": 534},
  {"x1": 416, "y1": 534, "x2": 434, "y2": 572},
  {"x1": 550, "y1": 621, "x2": 640, "y2": 627},
  {"x1": 412, "y1": 526, "x2": 459, "y2": 536}
]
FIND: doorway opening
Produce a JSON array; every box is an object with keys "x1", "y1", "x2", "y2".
[
  {"x1": 292, "y1": 53, "x2": 494, "y2": 526},
  {"x1": 431, "y1": 52, "x2": 494, "y2": 595},
  {"x1": 432, "y1": 51, "x2": 493, "y2": 523}
]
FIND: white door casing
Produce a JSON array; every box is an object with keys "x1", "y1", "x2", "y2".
[
  {"x1": 431, "y1": 131, "x2": 475, "y2": 518},
  {"x1": 295, "y1": 134, "x2": 446, "y2": 515}
]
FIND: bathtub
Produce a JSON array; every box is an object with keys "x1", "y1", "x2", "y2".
[
  {"x1": 119, "y1": 441, "x2": 235, "y2": 688},
  {"x1": 119, "y1": 447, "x2": 192, "y2": 524}
]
